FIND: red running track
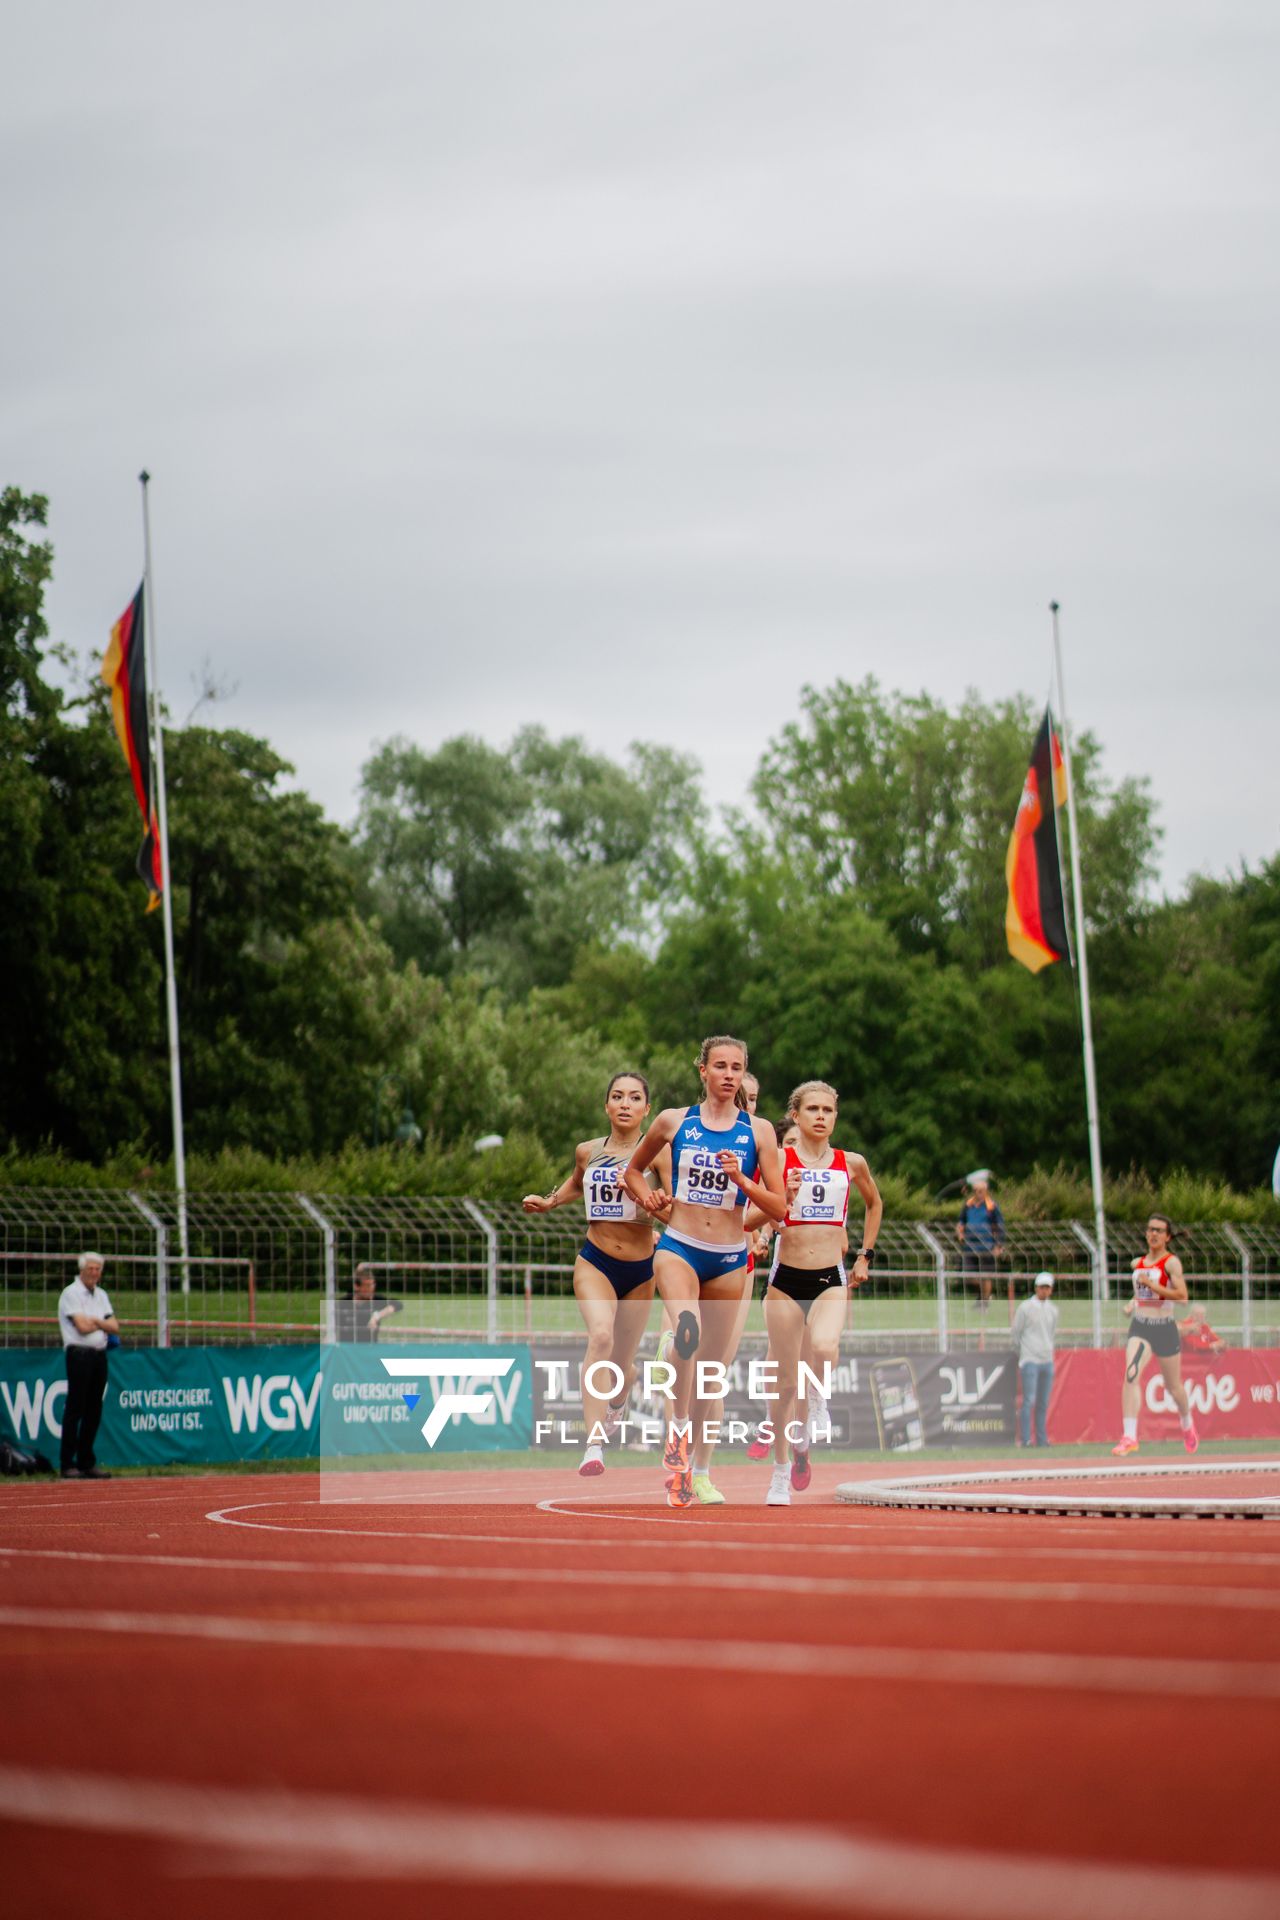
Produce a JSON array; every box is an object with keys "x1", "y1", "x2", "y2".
[{"x1": 3, "y1": 1455, "x2": 1280, "y2": 1919}]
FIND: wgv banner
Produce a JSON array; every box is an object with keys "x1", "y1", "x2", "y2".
[{"x1": 0, "y1": 1344, "x2": 534, "y2": 1468}]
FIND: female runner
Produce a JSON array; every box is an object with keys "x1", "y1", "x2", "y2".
[
  {"x1": 523, "y1": 1072, "x2": 670, "y2": 1477},
  {"x1": 1112, "y1": 1213, "x2": 1198, "y2": 1456},
  {"x1": 623, "y1": 1035, "x2": 785, "y2": 1507},
  {"x1": 762, "y1": 1081, "x2": 882, "y2": 1506}
]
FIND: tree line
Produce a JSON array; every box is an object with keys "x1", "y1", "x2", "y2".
[{"x1": 3, "y1": 486, "x2": 1277, "y2": 1201}]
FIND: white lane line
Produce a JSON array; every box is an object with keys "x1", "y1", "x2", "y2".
[
  {"x1": 3, "y1": 1606, "x2": 1280, "y2": 1702},
  {"x1": 202, "y1": 1499, "x2": 1280, "y2": 1569},
  {"x1": 0, "y1": 1765, "x2": 1276, "y2": 1917},
  {"x1": 3, "y1": 1543, "x2": 1279, "y2": 1613}
]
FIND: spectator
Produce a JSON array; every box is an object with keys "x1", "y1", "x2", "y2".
[
  {"x1": 335, "y1": 1264, "x2": 403, "y2": 1343},
  {"x1": 57, "y1": 1252, "x2": 120, "y2": 1480},
  {"x1": 1179, "y1": 1304, "x2": 1225, "y2": 1353},
  {"x1": 1011, "y1": 1271, "x2": 1058, "y2": 1448},
  {"x1": 956, "y1": 1169, "x2": 1006, "y2": 1311}
]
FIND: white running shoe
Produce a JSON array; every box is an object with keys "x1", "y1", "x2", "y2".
[
  {"x1": 766, "y1": 1468, "x2": 791, "y2": 1507},
  {"x1": 603, "y1": 1400, "x2": 628, "y2": 1439},
  {"x1": 807, "y1": 1389, "x2": 830, "y2": 1444},
  {"x1": 578, "y1": 1445, "x2": 605, "y2": 1477}
]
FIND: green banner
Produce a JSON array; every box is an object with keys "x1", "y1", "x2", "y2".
[{"x1": 0, "y1": 1343, "x2": 534, "y2": 1468}]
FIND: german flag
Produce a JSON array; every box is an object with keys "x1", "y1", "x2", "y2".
[
  {"x1": 102, "y1": 584, "x2": 163, "y2": 907},
  {"x1": 1005, "y1": 707, "x2": 1070, "y2": 973}
]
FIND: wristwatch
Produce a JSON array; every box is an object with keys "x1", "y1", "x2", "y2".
[{"x1": 857, "y1": 1247, "x2": 876, "y2": 1266}]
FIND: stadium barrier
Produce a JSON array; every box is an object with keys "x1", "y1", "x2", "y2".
[
  {"x1": 3, "y1": 1339, "x2": 1278, "y2": 1468},
  {"x1": 1, "y1": 1189, "x2": 1276, "y2": 1355}
]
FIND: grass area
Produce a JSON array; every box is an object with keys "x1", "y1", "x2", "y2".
[{"x1": 11, "y1": 1284, "x2": 1267, "y2": 1345}]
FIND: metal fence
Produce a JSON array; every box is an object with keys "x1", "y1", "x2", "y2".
[{"x1": 2, "y1": 1188, "x2": 1277, "y2": 1352}]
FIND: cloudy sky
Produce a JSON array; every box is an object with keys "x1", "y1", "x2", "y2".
[{"x1": 5, "y1": 1, "x2": 1276, "y2": 894}]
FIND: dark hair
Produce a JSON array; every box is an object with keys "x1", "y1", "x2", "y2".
[
  {"x1": 1148, "y1": 1212, "x2": 1176, "y2": 1238},
  {"x1": 606, "y1": 1070, "x2": 650, "y2": 1101},
  {"x1": 774, "y1": 1116, "x2": 798, "y2": 1146}
]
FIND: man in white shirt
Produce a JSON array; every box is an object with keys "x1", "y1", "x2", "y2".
[
  {"x1": 1011, "y1": 1271, "x2": 1059, "y2": 1448},
  {"x1": 57, "y1": 1252, "x2": 120, "y2": 1480}
]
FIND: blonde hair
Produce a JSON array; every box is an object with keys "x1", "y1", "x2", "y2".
[{"x1": 787, "y1": 1080, "x2": 839, "y2": 1117}]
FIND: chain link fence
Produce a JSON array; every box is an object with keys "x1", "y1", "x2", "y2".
[{"x1": 2, "y1": 1187, "x2": 1276, "y2": 1352}]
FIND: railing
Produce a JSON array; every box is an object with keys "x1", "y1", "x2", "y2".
[{"x1": 1, "y1": 1189, "x2": 1276, "y2": 1351}]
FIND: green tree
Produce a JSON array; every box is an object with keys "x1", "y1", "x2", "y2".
[
  {"x1": 357, "y1": 726, "x2": 705, "y2": 989},
  {"x1": 754, "y1": 679, "x2": 1159, "y2": 966}
]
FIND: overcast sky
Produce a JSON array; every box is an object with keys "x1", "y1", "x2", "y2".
[{"x1": 5, "y1": 1, "x2": 1276, "y2": 895}]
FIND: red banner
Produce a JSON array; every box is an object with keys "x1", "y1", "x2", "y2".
[{"x1": 1044, "y1": 1348, "x2": 1280, "y2": 1444}]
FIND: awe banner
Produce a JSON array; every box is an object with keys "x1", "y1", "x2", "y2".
[{"x1": 1046, "y1": 1348, "x2": 1280, "y2": 1443}]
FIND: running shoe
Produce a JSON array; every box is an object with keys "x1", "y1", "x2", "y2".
[
  {"x1": 578, "y1": 1445, "x2": 605, "y2": 1478},
  {"x1": 691, "y1": 1472, "x2": 726, "y2": 1507},
  {"x1": 662, "y1": 1426, "x2": 689, "y2": 1473},
  {"x1": 790, "y1": 1444, "x2": 812, "y2": 1492},
  {"x1": 655, "y1": 1327, "x2": 675, "y2": 1368},
  {"x1": 766, "y1": 1469, "x2": 791, "y2": 1507},
  {"x1": 1183, "y1": 1424, "x2": 1200, "y2": 1455},
  {"x1": 1111, "y1": 1437, "x2": 1140, "y2": 1457},
  {"x1": 667, "y1": 1470, "x2": 694, "y2": 1509},
  {"x1": 746, "y1": 1426, "x2": 771, "y2": 1461},
  {"x1": 807, "y1": 1391, "x2": 830, "y2": 1441},
  {"x1": 603, "y1": 1400, "x2": 628, "y2": 1439}
]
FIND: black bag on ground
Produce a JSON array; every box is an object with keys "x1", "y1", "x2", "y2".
[{"x1": 0, "y1": 1438, "x2": 54, "y2": 1475}]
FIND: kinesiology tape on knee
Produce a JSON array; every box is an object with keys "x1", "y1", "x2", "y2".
[
  {"x1": 674, "y1": 1310, "x2": 700, "y2": 1360},
  {"x1": 1125, "y1": 1353, "x2": 1143, "y2": 1384}
]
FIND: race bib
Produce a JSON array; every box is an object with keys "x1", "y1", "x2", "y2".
[
  {"x1": 674, "y1": 1149, "x2": 737, "y2": 1208},
  {"x1": 1133, "y1": 1261, "x2": 1162, "y2": 1306},
  {"x1": 584, "y1": 1163, "x2": 637, "y2": 1223},
  {"x1": 792, "y1": 1167, "x2": 849, "y2": 1225}
]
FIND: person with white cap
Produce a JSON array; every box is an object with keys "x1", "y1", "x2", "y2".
[
  {"x1": 955, "y1": 1169, "x2": 1006, "y2": 1312},
  {"x1": 56, "y1": 1252, "x2": 120, "y2": 1480},
  {"x1": 1011, "y1": 1271, "x2": 1058, "y2": 1447}
]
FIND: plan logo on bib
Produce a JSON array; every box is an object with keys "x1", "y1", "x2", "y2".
[{"x1": 379, "y1": 1356, "x2": 518, "y2": 1447}]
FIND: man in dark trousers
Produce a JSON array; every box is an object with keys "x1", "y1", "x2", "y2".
[
  {"x1": 57, "y1": 1252, "x2": 120, "y2": 1480},
  {"x1": 335, "y1": 1263, "x2": 403, "y2": 1343}
]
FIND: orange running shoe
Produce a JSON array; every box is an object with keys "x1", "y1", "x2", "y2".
[
  {"x1": 667, "y1": 1470, "x2": 694, "y2": 1509},
  {"x1": 1184, "y1": 1425, "x2": 1200, "y2": 1454},
  {"x1": 662, "y1": 1426, "x2": 689, "y2": 1473},
  {"x1": 1111, "y1": 1437, "x2": 1140, "y2": 1457}
]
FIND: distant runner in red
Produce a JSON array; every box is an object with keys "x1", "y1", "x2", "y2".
[{"x1": 1113, "y1": 1214, "x2": 1198, "y2": 1457}]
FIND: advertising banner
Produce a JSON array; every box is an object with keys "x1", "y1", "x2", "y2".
[
  {"x1": 0, "y1": 1342, "x2": 534, "y2": 1468},
  {"x1": 320, "y1": 1343, "x2": 534, "y2": 1459},
  {"x1": 531, "y1": 1341, "x2": 1017, "y2": 1451},
  {"x1": 1047, "y1": 1347, "x2": 1280, "y2": 1444}
]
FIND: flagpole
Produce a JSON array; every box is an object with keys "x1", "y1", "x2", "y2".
[
  {"x1": 139, "y1": 470, "x2": 190, "y2": 1305},
  {"x1": 1049, "y1": 600, "x2": 1108, "y2": 1309}
]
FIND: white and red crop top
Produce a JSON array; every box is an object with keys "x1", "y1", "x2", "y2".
[
  {"x1": 782, "y1": 1145, "x2": 852, "y2": 1230},
  {"x1": 1132, "y1": 1251, "x2": 1175, "y2": 1318}
]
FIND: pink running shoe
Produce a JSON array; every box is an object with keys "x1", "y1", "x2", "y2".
[
  {"x1": 1111, "y1": 1437, "x2": 1140, "y2": 1457},
  {"x1": 746, "y1": 1426, "x2": 771, "y2": 1462},
  {"x1": 1183, "y1": 1425, "x2": 1200, "y2": 1454},
  {"x1": 790, "y1": 1444, "x2": 812, "y2": 1492},
  {"x1": 578, "y1": 1447, "x2": 605, "y2": 1477}
]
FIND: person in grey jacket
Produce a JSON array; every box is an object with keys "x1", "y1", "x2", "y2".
[{"x1": 1012, "y1": 1271, "x2": 1058, "y2": 1447}]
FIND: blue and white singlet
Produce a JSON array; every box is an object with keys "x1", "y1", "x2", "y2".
[{"x1": 670, "y1": 1106, "x2": 758, "y2": 1211}]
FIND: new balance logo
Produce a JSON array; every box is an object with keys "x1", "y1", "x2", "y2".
[{"x1": 379, "y1": 1358, "x2": 517, "y2": 1447}]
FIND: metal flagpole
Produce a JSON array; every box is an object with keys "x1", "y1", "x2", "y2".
[
  {"x1": 139, "y1": 470, "x2": 190, "y2": 1302},
  {"x1": 1049, "y1": 600, "x2": 1108, "y2": 1308}
]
